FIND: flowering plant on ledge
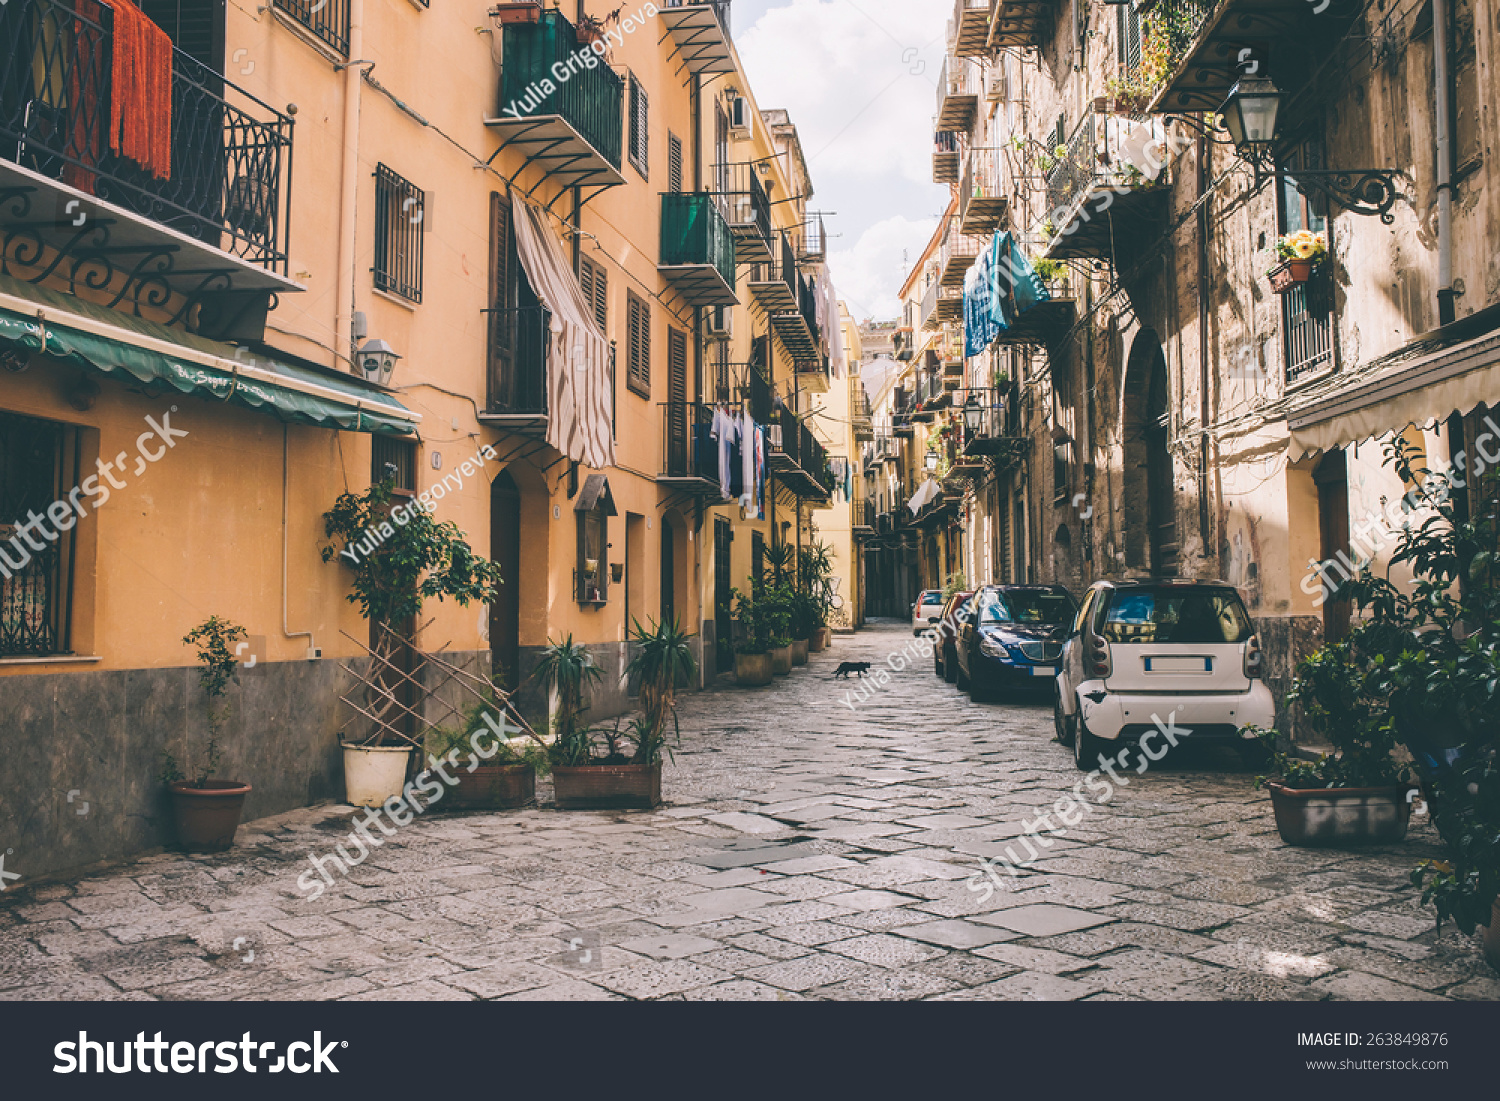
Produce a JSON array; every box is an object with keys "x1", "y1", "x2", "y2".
[{"x1": 1267, "y1": 230, "x2": 1328, "y2": 294}]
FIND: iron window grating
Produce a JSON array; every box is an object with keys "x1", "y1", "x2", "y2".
[
  {"x1": 0, "y1": 411, "x2": 79, "y2": 657},
  {"x1": 374, "y1": 163, "x2": 425, "y2": 303},
  {"x1": 275, "y1": 0, "x2": 351, "y2": 55}
]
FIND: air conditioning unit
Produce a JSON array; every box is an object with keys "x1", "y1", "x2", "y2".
[
  {"x1": 705, "y1": 306, "x2": 733, "y2": 340},
  {"x1": 728, "y1": 95, "x2": 751, "y2": 136}
]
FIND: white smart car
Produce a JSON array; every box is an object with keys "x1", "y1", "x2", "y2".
[
  {"x1": 911, "y1": 590, "x2": 945, "y2": 635},
  {"x1": 1054, "y1": 578, "x2": 1275, "y2": 770}
]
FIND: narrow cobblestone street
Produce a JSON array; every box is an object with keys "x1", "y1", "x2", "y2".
[{"x1": 3, "y1": 621, "x2": 1496, "y2": 1002}]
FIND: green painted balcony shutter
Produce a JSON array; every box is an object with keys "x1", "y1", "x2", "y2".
[{"x1": 628, "y1": 73, "x2": 649, "y2": 177}]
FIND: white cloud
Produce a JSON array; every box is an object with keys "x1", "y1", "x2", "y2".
[
  {"x1": 736, "y1": 0, "x2": 947, "y2": 187},
  {"x1": 827, "y1": 213, "x2": 938, "y2": 323}
]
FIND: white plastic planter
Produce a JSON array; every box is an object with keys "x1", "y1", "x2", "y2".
[{"x1": 342, "y1": 744, "x2": 413, "y2": 807}]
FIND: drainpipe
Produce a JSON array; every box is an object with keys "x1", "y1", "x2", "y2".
[
  {"x1": 282, "y1": 425, "x2": 317, "y2": 659},
  {"x1": 335, "y1": 0, "x2": 365, "y2": 371},
  {"x1": 1434, "y1": 0, "x2": 1455, "y2": 325},
  {"x1": 1196, "y1": 131, "x2": 1212, "y2": 555}
]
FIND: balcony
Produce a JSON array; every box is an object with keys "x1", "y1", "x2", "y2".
[
  {"x1": 921, "y1": 281, "x2": 964, "y2": 332},
  {"x1": 950, "y1": 0, "x2": 994, "y2": 58},
  {"x1": 1040, "y1": 106, "x2": 1170, "y2": 261},
  {"x1": 893, "y1": 328, "x2": 915, "y2": 361},
  {"x1": 0, "y1": 0, "x2": 297, "y2": 336},
  {"x1": 989, "y1": 276, "x2": 1077, "y2": 346},
  {"x1": 712, "y1": 162, "x2": 772, "y2": 262},
  {"x1": 795, "y1": 354, "x2": 831, "y2": 394},
  {"x1": 659, "y1": 193, "x2": 737, "y2": 307},
  {"x1": 852, "y1": 498, "x2": 875, "y2": 536},
  {"x1": 483, "y1": 305, "x2": 551, "y2": 423},
  {"x1": 1139, "y1": 0, "x2": 1254, "y2": 114},
  {"x1": 939, "y1": 217, "x2": 984, "y2": 288},
  {"x1": 988, "y1": 0, "x2": 1055, "y2": 48},
  {"x1": 748, "y1": 230, "x2": 798, "y2": 313},
  {"x1": 659, "y1": 402, "x2": 729, "y2": 495},
  {"x1": 936, "y1": 56, "x2": 980, "y2": 133},
  {"x1": 852, "y1": 388, "x2": 874, "y2": 441},
  {"x1": 767, "y1": 411, "x2": 831, "y2": 501},
  {"x1": 959, "y1": 147, "x2": 1008, "y2": 236},
  {"x1": 933, "y1": 130, "x2": 961, "y2": 184},
  {"x1": 659, "y1": 0, "x2": 735, "y2": 76},
  {"x1": 487, "y1": 10, "x2": 624, "y2": 196},
  {"x1": 941, "y1": 330, "x2": 964, "y2": 376},
  {"x1": 769, "y1": 269, "x2": 822, "y2": 371},
  {"x1": 799, "y1": 213, "x2": 827, "y2": 264},
  {"x1": 744, "y1": 361, "x2": 774, "y2": 424}
]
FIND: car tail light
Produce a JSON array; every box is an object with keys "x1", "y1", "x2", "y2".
[
  {"x1": 1244, "y1": 634, "x2": 1263, "y2": 679},
  {"x1": 1086, "y1": 633, "x2": 1112, "y2": 679}
]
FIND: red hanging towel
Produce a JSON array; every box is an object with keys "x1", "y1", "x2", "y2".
[
  {"x1": 61, "y1": 0, "x2": 108, "y2": 193},
  {"x1": 100, "y1": 0, "x2": 173, "y2": 181}
]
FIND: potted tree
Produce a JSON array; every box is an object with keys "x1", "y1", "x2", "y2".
[
  {"x1": 322, "y1": 476, "x2": 502, "y2": 807},
  {"x1": 164, "y1": 616, "x2": 253, "y2": 852},
  {"x1": 428, "y1": 694, "x2": 549, "y2": 810},
  {"x1": 800, "y1": 541, "x2": 836, "y2": 651},
  {"x1": 1252, "y1": 628, "x2": 1416, "y2": 847},
  {"x1": 789, "y1": 588, "x2": 820, "y2": 666},
  {"x1": 731, "y1": 585, "x2": 775, "y2": 686},
  {"x1": 1331, "y1": 437, "x2": 1500, "y2": 963},
  {"x1": 763, "y1": 582, "x2": 795, "y2": 675}
]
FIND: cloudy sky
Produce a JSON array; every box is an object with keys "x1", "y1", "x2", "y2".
[{"x1": 731, "y1": 0, "x2": 952, "y2": 324}]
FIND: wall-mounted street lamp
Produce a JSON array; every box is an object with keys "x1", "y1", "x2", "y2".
[
  {"x1": 357, "y1": 339, "x2": 401, "y2": 387},
  {"x1": 1216, "y1": 75, "x2": 1402, "y2": 224},
  {"x1": 961, "y1": 393, "x2": 984, "y2": 435}
]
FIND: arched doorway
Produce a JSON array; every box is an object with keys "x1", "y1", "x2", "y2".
[{"x1": 1122, "y1": 331, "x2": 1176, "y2": 576}]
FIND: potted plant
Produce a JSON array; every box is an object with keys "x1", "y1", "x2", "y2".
[
  {"x1": 1328, "y1": 437, "x2": 1500, "y2": 962},
  {"x1": 1266, "y1": 230, "x2": 1327, "y2": 293},
  {"x1": 1251, "y1": 628, "x2": 1416, "y2": 847},
  {"x1": 163, "y1": 616, "x2": 253, "y2": 852},
  {"x1": 789, "y1": 588, "x2": 820, "y2": 666},
  {"x1": 799, "y1": 541, "x2": 836, "y2": 650},
  {"x1": 322, "y1": 476, "x2": 502, "y2": 806},
  {"x1": 428, "y1": 694, "x2": 549, "y2": 810},
  {"x1": 763, "y1": 582, "x2": 795, "y2": 675},
  {"x1": 731, "y1": 585, "x2": 775, "y2": 686},
  {"x1": 492, "y1": 0, "x2": 541, "y2": 24}
]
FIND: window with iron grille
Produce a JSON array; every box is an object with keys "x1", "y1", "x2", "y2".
[
  {"x1": 1117, "y1": 2, "x2": 1142, "y2": 77},
  {"x1": 275, "y1": 0, "x2": 351, "y2": 56},
  {"x1": 0, "y1": 411, "x2": 79, "y2": 657},
  {"x1": 628, "y1": 73, "x2": 649, "y2": 178},
  {"x1": 626, "y1": 289, "x2": 651, "y2": 397},
  {"x1": 374, "y1": 164, "x2": 424, "y2": 303},
  {"x1": 667, "y1": 132, "x2": 683, "y2": 193},
  {"x1": 372, "y1": 435, "x2": 417, "y2": 496},
  {"x1": 1278, "y1": 138, "x2": 1334, "y2": 387}
]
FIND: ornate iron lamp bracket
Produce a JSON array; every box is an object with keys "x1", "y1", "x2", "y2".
[{"x1": 1285, "y1": 169, "x2": 1403, "y2": 225}]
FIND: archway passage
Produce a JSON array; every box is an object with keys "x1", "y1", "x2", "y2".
[
  {"x1": 490, "y1": 470, "x2": 521, "y2": 689},
  {"x1": 1122, "y1": 331, "x2": 1176, "y2": 577}
]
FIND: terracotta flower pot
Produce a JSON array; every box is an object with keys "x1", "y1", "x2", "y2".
[
  {"x1": 771, "y1": 644, "x2": 793, "y2": 675},
  {"x1": 735, "y1": 650, "x2": 773, "y2": 686},
  {"x1": 1264, "y1": 782, "x2": 1414, "y2": 847},
  {"x1": 1484, "y1": 899, "x2": 1500, "y2": 972},
  {"x1": 1267, "y1": 258, "x2": 1315, "y2": 294},
  {"x1": 168, "y1": 780, "x2": 251, "y2": 852},
  {"x1": 792, "y1": 638, "x2": 809, "y2": 665},
  {"x1": 445, "y1": 763, "x2": 536, "y2": 810},
  {"x1": 553, "y1": 762, "x2": 661, "y2": 810}
]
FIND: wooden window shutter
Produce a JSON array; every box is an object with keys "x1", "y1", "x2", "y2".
[
  {"x1": 627, "y1": 291, "x2": 650, "y2": 396},
  {"x1": 578, "y1": 257, "x2": 608, "y2": 335},
  {"x1": 667, "y1": 132, "x2": 683, "y2": 193},
  {"x1": 668, "y1": 328, "x2": 687, "y2": 404},
  {"x1": 629, "y1": 74, "x2": 649, "y2": 177},
  {"x1": 487, "y1": 191, "x2": 513, "y2": 410}
]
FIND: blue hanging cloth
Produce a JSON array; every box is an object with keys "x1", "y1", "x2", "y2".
[{"x1": 963, "y1": 232, "x2": 1001, "y2": 357}]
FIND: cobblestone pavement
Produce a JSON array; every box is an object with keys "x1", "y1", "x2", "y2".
[{"x1": 3, "y1": 621, "x2": 1497, "y2": 1002}]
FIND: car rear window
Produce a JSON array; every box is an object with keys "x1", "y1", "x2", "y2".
[
  {"x1": 1101, "y1": 588, "x2": 1253, "y2": 644},
  {"x1": 978, "y1": 589, "x2": 1075, "y2": 626},
  {"x1": 918, "y1": 592, "x2": 942, "y2": 606}
]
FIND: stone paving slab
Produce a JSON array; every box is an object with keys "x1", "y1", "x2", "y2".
[{"x1": 0, "y1": 622, "x2": 1494, "y2": 1001}]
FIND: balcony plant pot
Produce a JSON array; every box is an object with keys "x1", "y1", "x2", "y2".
[
  {"x1": 168, "y1": 780, "x2": 251, "y2": 852},
  {"x1": 553, "y1": 762, "x2": 661, "y2": 810},
  {"x1": 1267, "y1": 258, "x2": 1315, "y2": 294},
  {"x1": 342, "y1": 743, "x2": 414, "y2": 808},
  {"x1": 445, "y1": 763, "x2": 537, "y2": 810},
  {"x1": 736, "y1": 650, "x2": 773, "y2": 686},
  {"x1": 1264, "y1": 781, "x2": 1414, "y2": 847},
  {"x1": 493, "y1": 1, "x2": 541, "y2": 23},
  {"x1": 771, "y1": 644, "x2": 793, "y2": 675},
  {"x1": 792, "y1": 638, "x2": 809, "y2": 665}
]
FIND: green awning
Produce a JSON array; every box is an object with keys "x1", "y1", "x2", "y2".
[{"x1": 0, "y1": 276, "x2": 419, "y2": 436}]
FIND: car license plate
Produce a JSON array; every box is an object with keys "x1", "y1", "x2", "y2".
[
  {"x1": 1144, "y1": 656, "x2": 1212, "y2": 673},
  {"x1": 1031, "y1": 665, "x2": 1053, "y2": 677}
]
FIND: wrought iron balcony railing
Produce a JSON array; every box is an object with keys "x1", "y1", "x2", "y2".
[
  {"x1": 661, "y1": 401, "x2": 725, "y2": 487},
  {"x1": 712, "y1": 161, "x2": 771, "y2": 255},
  {"x1": 0, "y1": 0, "x2": 294, "y2": 269},
  {"x1": 499, "y1": 10, "x2": 623, "y2": 169},
  {"x1": 659, "y1": 191, "x2": 736, "y2": 304}
]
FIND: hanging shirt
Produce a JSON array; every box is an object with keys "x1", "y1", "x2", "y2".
[{"x1": 710, "y1": 406, "x2": 737, "y2": 499}]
